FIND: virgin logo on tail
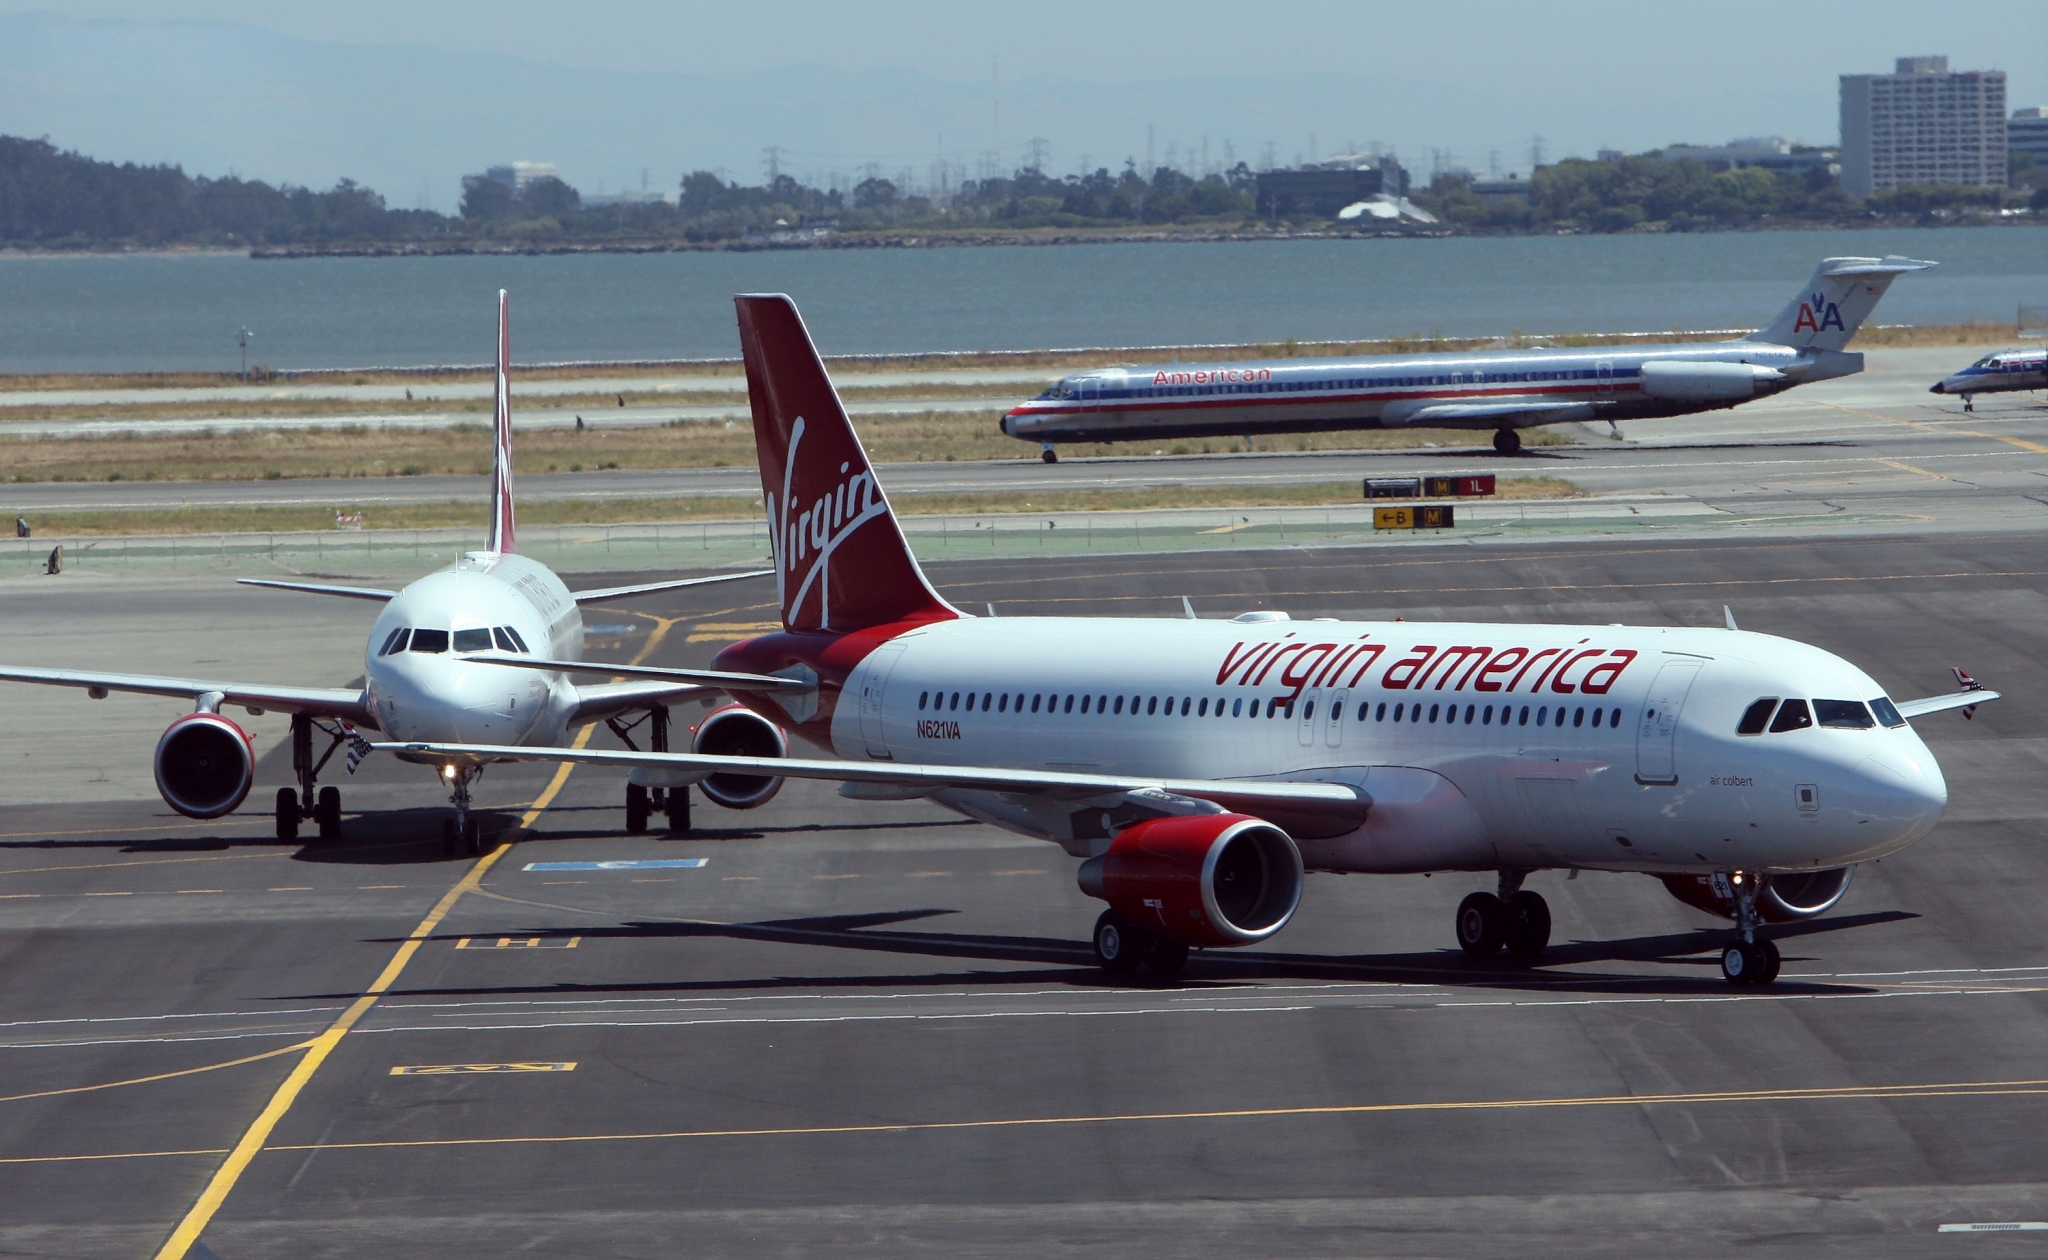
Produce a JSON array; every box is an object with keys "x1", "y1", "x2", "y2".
[{"x1": 768, "y1": 416, "x2": 890, "y2": 630}]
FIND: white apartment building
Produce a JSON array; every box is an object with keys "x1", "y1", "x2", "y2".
[{"x1": 1839, "y1": 56, "x2": 2007, "y2": 195}]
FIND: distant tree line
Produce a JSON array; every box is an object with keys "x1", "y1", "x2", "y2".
[
  {"x1": 1413, "y1": 151, "x2": 2048, "y2": 234},
  {"x1": 4, "y1": 132, "x2": 2040, "y2": 249},
  {"x1": 0, "y1": 136, "x2": 444, "y2": 247}
]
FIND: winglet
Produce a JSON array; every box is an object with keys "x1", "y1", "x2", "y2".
[{"x1": 487, "y1": 289, "x2": 517, "y2": 555}]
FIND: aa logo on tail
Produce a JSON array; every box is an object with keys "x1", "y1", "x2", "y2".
[{"x1": 1793, "y1": 290, "x2": 1846, "y2": 335}]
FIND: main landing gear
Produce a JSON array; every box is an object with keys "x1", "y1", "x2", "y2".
[
  {"x1": 442, "y1": 766, "x2": 483, "y2": 856},
  {"x1": 1719, "y1": 870, "x2": 1781, "y2": 986},
  {"x1": 1041, "y1": 443, "x2": 1059, "y2": 464},
  {"x1": 608, "y1": 704, "x2": 692, "y2": 836},
  {"x1": 1492, "y1": 428, "x2": 1522, "y2": 456},
  {"x1": 276, "y1": 713, "x2": 349, "y2": 842},
  {"x1": 1092, "y1": 909, "x2": 1189, "y2": 977},
  {"x1": 1456, "y1": 869, "x2": 1551, "y2": 960}
]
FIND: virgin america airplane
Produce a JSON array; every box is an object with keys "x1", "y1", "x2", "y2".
[
  {"x1": 396, "y1": 294, "x2": 1998, "y2": 986},
  {"x1": 0, "y1": 293, "x2": 774, "y2": 854},
  {"x1": 1001, "y1": 255, "x2": 1933, "y2": 458}
]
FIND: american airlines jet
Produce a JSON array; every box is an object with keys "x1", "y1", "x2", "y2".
[
  {"x1": 1001, "y1": 256, "x2": 1933, "y2": 459},
  {"x1": 0, "y1": 293, "x2": 775, "y2": 854},
  {"x1": 397, "y1": 294, "x2": 1999, "y2": 987}
]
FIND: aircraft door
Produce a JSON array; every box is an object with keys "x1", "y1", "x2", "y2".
[
  {"x1": 857, "y1": 642, "x2": 908, "y2": 759},
  {"x1": 1297, "y1": 690, "x2": 1321, "y2": 747},
  {"x1": 1326, "y1": 690, "x2": 1349, "y2": 748},
  {"x1": 1596, "y1": 359, "x2": 1615, "y2": 394},
  {"x1": 1078, "y1": 377, "x2": 1098, "y2": 413},
  {"x1": 1634, "y1": 659, "x2": 1702, "y2": 786}
]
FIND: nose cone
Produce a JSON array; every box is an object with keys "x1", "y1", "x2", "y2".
[
  {"x1": 375, "y1": 656, "x2": 536, "y2": 745},
  {"x1": 1929, "y1": 381, "x2": 1945, "y2": 394},
  {"x1": 1852, "y1": 746, "x2": 1948, "y2": 849}
]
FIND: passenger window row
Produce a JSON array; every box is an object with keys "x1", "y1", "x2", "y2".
[
  {"x1": 379, "y1": 625, "x2": 532, "y2": 656},
  {"x1": 1736, "y1": 696, "x2": 1896, "y2": 735},
  {"x1": 913, "y1": 689, "x2": 1626, "y2": 731}
]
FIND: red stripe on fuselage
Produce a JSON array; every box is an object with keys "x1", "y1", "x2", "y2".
[{"x1": 1005, "y1": 381, "x2": 1636, "y2": 420}]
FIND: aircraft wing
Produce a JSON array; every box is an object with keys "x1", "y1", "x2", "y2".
[
  {"x1": 0, "y1": 665, "x2": 375, "y2": 725},
  {"x1": 1398, "y1": 400, "x2": 1596, "y2": 428},
  {"x1": 568, "y1": 681, "x2": 724, "y2": 725},
  {"x1": 378, "y1": 740, "x2": 1371, "y2": 828},
  {"x1": 464, "y1": 654, "x2": 814, "y2": 694},
  {"x1": 570, "y1": 570, "x2": 774, "y2": 604},
  {"x1": 237, "y1": 578, "x2": 399, "y2": 602},
  {"x1": 1895, "y1": 689, "x2": 2002, "y2": 719}
]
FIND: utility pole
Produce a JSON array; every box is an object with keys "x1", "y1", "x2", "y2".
[{"x1": 236, "y1": 326, "x2": 253, "y2": 380}]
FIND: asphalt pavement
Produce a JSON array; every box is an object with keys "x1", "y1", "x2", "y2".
[{"x1": 1, "y1": 529, "x2": 2045, "y2": 1256}]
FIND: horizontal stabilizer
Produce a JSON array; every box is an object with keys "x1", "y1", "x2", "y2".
[
  {"x1": 463, "y1": 654, "x2": 813, "y2": 694},
  {"x1": 238, "y1": 578, "x2": 398, "y2": 602},
  {"x1": 569, "y1": 569, "x2": 773, "y2": 605}
]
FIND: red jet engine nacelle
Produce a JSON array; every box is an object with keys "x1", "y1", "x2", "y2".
[
  {"x1": 1077, "y1": 813, "x2": 1304, "y2": 947},
  {"x1": 154, "y1": 712, "x2": 256, "y2": 819}
]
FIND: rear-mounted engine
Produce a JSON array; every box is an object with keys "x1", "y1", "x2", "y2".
[
  {"x1": 1658, "y1": 867, "x2": 1854, "y2": 923},
  {"x1": 1077, "y1": 813, "x2": 1304, "y2": 947},
  {"x1": 691, "y1": 704, "x2": 787, "y2": 809},
  {"x1": 154, "y1": 712, "x2": 256, "y2": 819}
]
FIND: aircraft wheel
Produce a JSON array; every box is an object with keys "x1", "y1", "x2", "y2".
[
  {"x1": 1456, "y1": 892, "x2": 1506, "y2": 957},
  {"x1": 1493, "y1": 428, "x2": 1521, "y2": 456},
  {"x1": 1092, "y1": 909, "x2": 1146, "y2": 974},
  {"x1": 1041, "y1": 447, "x2": 1058, "y2": 464},
  {"x1": 665, "y1": 787, "x2": 692, "y2": 835},
  {"x1": 1143, "y1": 937, "x2": 1190, "y2": 975},
  {"x1": 315, "y1": 786, "x2": 343, "y2": 841},
  {"x1": 1503, "y1": 890, "x2": 1551, "y2": 959},
  {"x1": 1721, "y1": 939, "x2": 1780, "y2": 986},
  {"x1": 275, "y1": 787, "x2": 301, "y2": 842},
  {"x1": 625, "y1": 783, "x2": 650, "y2": 835}
]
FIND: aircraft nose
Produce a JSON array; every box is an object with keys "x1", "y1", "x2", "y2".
[
  {"x1": 1929, "y1": 382, "x2": 1945, "y2": 394},
  {"x1": 1853, "y1": 750, "x2": 1948, "y2": 842}
]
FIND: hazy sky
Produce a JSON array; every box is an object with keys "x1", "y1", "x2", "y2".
[{"x1": 10, "y1": 1, "x2": 2045, "y2": 207}]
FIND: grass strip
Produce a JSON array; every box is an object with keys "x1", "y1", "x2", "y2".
[
  {"x1": 0, "y1": 414, "x2": 1563, "y2": 485},
  {"x1": 14, "y1": 477, "x2": 1583, "y2": 536}
]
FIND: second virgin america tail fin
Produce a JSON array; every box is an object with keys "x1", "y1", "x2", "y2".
[
  {"x1": 735, "y1": 294, "x2": 957, "y2": 634},
  {"x1": 485, "y1": 289, "x2": 517, "y2": 554}
]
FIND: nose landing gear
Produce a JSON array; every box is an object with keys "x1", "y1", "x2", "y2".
[
  {"x1": 1492, "y1": 428, "x2": 1521, "y2": 456},
  {"x1": 1041, "y1": 443, "x2": 1059, "y2": 464},
  {"x1": 1719, "y1": 870, "x2": 1781, "y2": 985},
  {"x1": 442, "y1": 767, "x2": 482, "y2": 856}
]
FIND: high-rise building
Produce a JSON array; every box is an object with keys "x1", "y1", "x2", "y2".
[
  {"x1": 1839, "y1": 57, "x2": 2006, "y2": 195},
  {"x1": 2011, "y1": 107, "x2": 2048, "y2": 170}
]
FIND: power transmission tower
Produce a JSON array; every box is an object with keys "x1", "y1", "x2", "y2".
[
  {"x1": 1026, "y1": 136, "x2": 1048, "y2": 173},
  {"x1": 1529, "y1": 135, "x2": 1545, "y2": 169},
  {"x1": 763, "y1": 146, "x2": 785, "y2": 182}
]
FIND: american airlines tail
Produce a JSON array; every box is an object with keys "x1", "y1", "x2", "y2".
[
  {"x1": 486, "y1": 288, "x2": 517, "y2": 555},
  {"x1": 1749, "y1": 255, "x2": 1935, "y2": 353},
  {"x1": 735, "y1": 293, "x2": 957, "y2": 634}
]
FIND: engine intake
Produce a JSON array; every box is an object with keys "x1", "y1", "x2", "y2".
[
  {"x1": 691, "y1": 704, "x2": 786, "y2": 809},
  {"x1": 1077, "y1": 814, "x2": 1304, "y2": 947},
  {"x1": 1658, "y1": 867, "x2": 1854, "y2": 923},
  {"x1": 154, "y1": 712, "x2": 255, "y2": 819}
]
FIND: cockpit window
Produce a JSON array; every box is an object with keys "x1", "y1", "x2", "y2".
[
  {"x1": 1870, "y1": 696, "x2": 1907, "y2": 728},
  {"x1": 409, "y1": 628, "x2": 450, "y2": 654},
  {"x1": 492, "y1": 627, "x2": 522, "y2": 652},
  {"x1": 504, "y1": 626, "x2": 532, "y2": 652},
  {"x1": 379, "y1": 627, "x2": 410, "y2": 656},
  {"x1": 1768, "y1": 698, "x2": 1813, "y2": 733},
  {"x1": 452, "y1": 627, "x2": 493, "y2": 653},
  {"x1": 1736, "y1": 698, "x2": 1777, "y2": 736},
  {"x1": 1813, "y1": 699, "x2": 1876, "y2": 729}
]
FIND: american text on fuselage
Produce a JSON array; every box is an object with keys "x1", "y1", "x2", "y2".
[{"x1": 821, "y1": 617, "x2": 1945, "y2": 876}]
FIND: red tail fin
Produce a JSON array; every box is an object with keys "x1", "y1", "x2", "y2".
[
  {"x1": 487, "y1": 289, "x2": 517, "y2": 554},
  {"x1": 735, "y1": 294, "x2": 956, "y2": 633}
]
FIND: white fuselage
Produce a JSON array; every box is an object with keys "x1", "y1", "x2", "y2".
[
  {"x1": 827, "y1": 616, "x2": 1947, "y2": 876},
  {"x1": 362, "y1": 551, "x2": 584, "y2": 749}
]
